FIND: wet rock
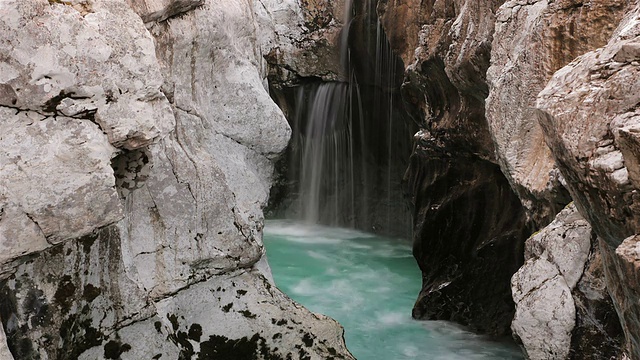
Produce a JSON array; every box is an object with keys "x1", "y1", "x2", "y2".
[
  {"x1": 406, "y1": 131, "x2": 530, "y2": 336},
  {"x1": 379, "y1": 0, "x2": 533, "y2": 335}
]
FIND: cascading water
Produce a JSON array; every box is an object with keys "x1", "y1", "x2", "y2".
[
  {"x1": 268, "y1": 0, "x2": 415, "y2": 237},
  {"x1": 292, "y1": 83, "x2": 355, "y2": 225}
]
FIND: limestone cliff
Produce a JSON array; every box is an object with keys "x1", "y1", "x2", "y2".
[
  {"x1": 0, "y1": 0, "x2": 353, "y2": 358},
  {"x1": 537, "y1": 3, "x2": 640, "y2": 357},
  {"x1": 379, "y1": 0, "x2": 636, "y2": 357},
  {"x1": 486, "y1": 0, "x2": 626, "y2": 226}
]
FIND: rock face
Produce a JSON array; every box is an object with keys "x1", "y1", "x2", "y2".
[
  {"x1": 0, "y1": 0, "x2": 354, "y2": 358},
  {"x1": 511, "y1": 204, "x2": 623, "y2": 359},
  {"x1": 378, "y1": 0, "x2": 532, "y2": 335},
  {"x1": 535, "y1": 4, "x2": 640, "y2": 357},
  {"x1": 486, "y1": 0, "x2": 626, "y2": 226},
  {"x1": 405, "y1": 130, "x2": 529, "y2": 335},
  {"x1": 378, "y1": 0, "x2": 640, "y2": 354}
]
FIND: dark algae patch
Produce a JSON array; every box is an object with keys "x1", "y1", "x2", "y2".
[
  {"x1": 302, "y1": 333, "x2": 314, "y2": 347},
  {"x1": 239, "y1": 309, "x2": 256, "y2": 319},
  {"x1": 188, "y1": 323, "x2": 203, "y2": 342},
  {"x1": 198, "y1": 334, "x2": 284, "y2": 360},
  {"x1": 104, "y1": 339, "x2": 132, "y2": 359},
  {"x1": 168, "y1": 313, "x2": 180, "y2": 331}
]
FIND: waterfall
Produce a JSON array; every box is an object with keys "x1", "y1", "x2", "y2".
[{"x1": 269, "y1": 0, "x2": 416, "y2": 237}]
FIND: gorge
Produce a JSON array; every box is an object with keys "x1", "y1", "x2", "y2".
[{"x1": 1, "y1": 0, "x2": 640, "y2": 359}]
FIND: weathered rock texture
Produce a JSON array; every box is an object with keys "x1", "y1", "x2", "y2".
[
  {"x1": 536, "y1": 3, "x2": 640, "y2": 358},
  {"x1": 378, "y1": 0, "x2": 532, "y2": 335},
  {"x1": 486, "y1": 0, "x2": 627, "y2": 226},
  {"x1": 263, "y1": 0, "x2": 347, "y2": 87},
  {"x1": 0, "y1": 0, "x2": 354, "y2": 358},
  {"x1": 511, "y1": 204, "x2": 623, "y2": 359}
]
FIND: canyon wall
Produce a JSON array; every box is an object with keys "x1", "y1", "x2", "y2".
[
  {"x1": 379, "y1": 0, "x2": 531, "y2": 336},
  {"x1": 0, "y1": 0, "x2": 353, "y2": 358},
  {"x1": 3, "y1": 0, "x2": 640, "y2": 358},
  {"x1": 379, "y1": 0, "x2": 638, "y2": 357}
]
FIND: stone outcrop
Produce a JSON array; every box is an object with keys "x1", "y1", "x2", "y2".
[
  {"x1": 486, "y1": 0, "x2": 626, "y2": 226},
  {"x1": 379, "y1": 0, "x2": 532, "y2": 335},
  {"x1": 601, "y1": 236, "x2": 640, "y2": 360},
  {"x1": 262, "y1": 0, "x2": 347, "y2": 87},
  {"x1": 535, "y1": 3, "x2": 640, "y2": 358},
  {"x1": 0, "y1": 0, "x2": 354, "y2": 358},
  {"x1": 0, "y1": 0, "x2": 173, "y2": 275},
  {"x1": 406, "y1": 134, "x2": 530, "y2": 335},
  {"x1": 511, "y1": 204, "x2": 623, "y2": 359}
]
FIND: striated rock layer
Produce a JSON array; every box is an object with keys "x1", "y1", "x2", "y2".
[{"x1": 0, "y1": 0, "x2": 354, "y2": 358}]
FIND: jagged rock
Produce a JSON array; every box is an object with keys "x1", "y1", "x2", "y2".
[
  {"x1": 536, "y1": 4, "x2": 640, "y2": 249},
  {"x1": 262, "y1": 0, "x2": 346, "y2": 86},
  {"x1": 525, "y1": 204, "x2": 592, "y2": 290},
  {"x1": 379, "y1": 0, "x2": 532, "y2": 335},
  {"x1": 379, "y1": 0, "x2": 501, "y2": 161},
  {"x1": 0, "y1": 0, "x2": 175, "y2": 150},
  {"x1": 512, "y1": 257, "x2": 575, "y2": 360},
  {"x1": 0, "y1": 0, "x2": 354, "y2": 358},
  {"x1": 600, "y1": 235, "x2": 640, "y2": 360},
  {"x1": 486, "y1": 0, "x2": 626, "y2": 225},
  {"x1": 0, "y1": 0, "x2": 174, "y2": 273},
  {"x1": 0, "y1": 109, "x2": 121, "y2": 268},
  {"x1": 536, "y1": 5, "x2": 640, "y2": 357},
  {"x1": 511, "y1": 204, "x2": 623, "y2": 359}
]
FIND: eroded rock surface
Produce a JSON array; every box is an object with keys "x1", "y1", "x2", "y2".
[
  {"x1": 511, "y1": 204, "x2": 623, "y2": 359},
  {"x1": 0, "y1": 0, "x2": 354, "y2": 358},
  {"x1": 379, "y1": 0, "x2": 532, "y2": 335},
  {"x1": 406, "y1": 130, "x2": 529, "y2": 336},
  {"x1": 536, "y1": 4, "x2": 640, "y2": 358},
  {"x1": 486, "y1": 0, "x2": 626, "y2": 225}
]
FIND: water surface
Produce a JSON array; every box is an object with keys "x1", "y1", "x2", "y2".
[{"x1": 264, "y1": 220, "x2": 524, "y2": 360}]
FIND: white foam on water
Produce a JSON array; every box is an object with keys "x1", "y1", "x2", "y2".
[
  {"x1": 376, "y1": 311, "x2": 409, "y2": 326},
  {"x1": 400, "y1": 344, "x2": 419, "y2": 357},
  {"x1": 264, "y1": 221, "x2": 523, "y2": 359},
  {"x1": 291, "y1": 278, "x2": 322, "y2": 296},
  {"x1": 265, "y1": 220, "x2": 376, "y2": 241},
  {"x1": 307, "y1": 250, "x2": 334, "y2": 260}
]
